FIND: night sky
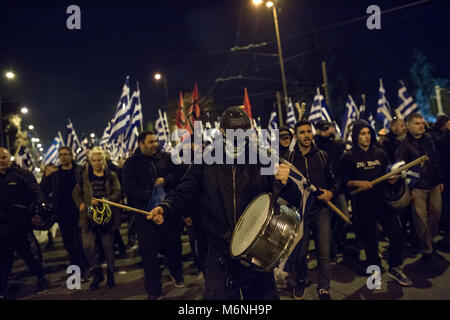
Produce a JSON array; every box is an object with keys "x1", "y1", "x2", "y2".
[{"x1": 0, "y1": 0, "x2": 449, "y2": 146}]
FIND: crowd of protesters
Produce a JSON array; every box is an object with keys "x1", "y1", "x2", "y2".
[{"x1": 0, "y1": 110, "x2": 449, "y2": 300}]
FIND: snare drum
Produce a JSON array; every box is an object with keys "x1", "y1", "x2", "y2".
[{"x1": 230, "y1": 193, "x2": 301, "y2": 272}]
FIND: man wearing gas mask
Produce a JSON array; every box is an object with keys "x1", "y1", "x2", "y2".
[{"x1": 147, "y1": 107, "x2": 301, "y2": 300}]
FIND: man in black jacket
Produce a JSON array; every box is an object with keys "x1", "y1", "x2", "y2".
[
  {"x1": 0, "y1": 147, "x2": 48, "y2": 299},
  {"x1": 122, "y1": 131, "x2": 185, "y2": 300},
  {"x1": 41, "y1": 147, "x2": 89, "y2": 278},
  {"x1": 289, "y1": 120, "x2": 338, "y2": 300},
  {"x1": 395, "y1": 113, "x2": 444, "y2": 262},
  {"x1": 147, "y1": 107, "x2": 300, "y2": 300},
  {"x1": 381, "y1": 118, "x2": 407, "y2": 162},
  {"x1": 314, "y1": 120, "x2": 349, "y2": 264},
  {"x1": 339, "y1": 120, "x2": 412, "y2": 286}
]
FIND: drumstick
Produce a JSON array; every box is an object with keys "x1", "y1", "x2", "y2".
[
  {"x1": 350, "y1": 155, "x2": 429, "y2": 196},
  {"x1": 279, "y1": 159, "x2": 350, "y2": 224},
  {"x1": 92, "y1": 198, "x2": 150, "y2": 216}
]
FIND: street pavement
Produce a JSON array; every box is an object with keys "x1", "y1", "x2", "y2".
[{"x1": 7, "y1": 225, "x2": 450, "y2": 300}]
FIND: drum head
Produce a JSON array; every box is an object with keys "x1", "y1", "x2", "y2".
[{"x1": 231, "y1": 193, "x2": 271, "y2": 257}]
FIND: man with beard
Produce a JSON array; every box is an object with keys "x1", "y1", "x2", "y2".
[{"x1": 382, "y1": 118, "x2": 407, "y2": 162}]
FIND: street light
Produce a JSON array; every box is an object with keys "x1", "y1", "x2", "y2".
[
  {"x1": 5, "y1": 71, "x2": 15, "y2": 80},
  {"x1": 1, "y1": 70, "x2": 16, "y2": 148},
  {"x1": 252, "y1": 0, "x2": 288, "y2": 126},
  {"x1": 153, "y1": 72, "x2": 169, "y2": 109},
  {"x1": 21, "y1": 107, "x2": 29, "y2": 114},
  {"x1": 28, "y1": 124, "x2": 34, "y2": 130}
]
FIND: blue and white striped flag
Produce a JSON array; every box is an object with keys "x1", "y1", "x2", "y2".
[
  {"x1": 395, "y1": 80, "x2": 419, "y2": 120},
  {"x1": 342, "y1": 95, "x2": 358, "y2": 140},
  {"x1": 286, "y1": 98, "x2": 297, "y2": 129},
  {"x1": 126, "y1": 88, "x2": 143, "y2": 153},
  {"x1": 66, "y1": 119, "x2": 86, "y2": 165},
  {"x1": 155, "y1": 109, "x2": 171, "y2": 152},
  {"x1": 377, "y1": 79, "x2": 393, "y2": 130},
  {"x1": 267, "y1": 105, "x2": 279, "y2": 146},
  {"x1": 308, "y1": 87, "x2": 332, "y2": 125},
  {"x1": 100, "y1": 121, "x2": 112, "y2": 149},
  {"x1": 43, "y1": 136, "x2": 63, "y2": 166},
  {"x1": 109, "y1": 76, "x2": 131, "y2": 142},
  {"x1": 387, "y1": 160, "x2": 421, "y2": 189},
  {"x1": 15, "y1": 145, "x2": 34, "y2": 171}
]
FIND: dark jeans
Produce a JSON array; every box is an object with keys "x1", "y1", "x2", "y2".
[
  {"x1": 58, "y1": 215, "x2": 89, "y2": 272},
  {"x1": 355, "y1": 197, "x2": 405, "y2": 268},
  {"x1": 330, "y1": 193, "x2": 349, "y2": 258},
  {"x1": 203, "y1": 247, "x2": 279, "y2": 300},
  {"x1": 135, "y1": 214, "x2": 183, "y2": 296},
  {"x1": 186, "y1": 219, "x2": 208, "y2": 273},
  {"x1": 1, "y1": 229, "x2": 45, "y2": 295},
  {"x1": 81, "y1": 227, "x2": 115, "y2": 272},
  {"x1": 294, "y1": 206, "x2": 331, "y2": 291}
]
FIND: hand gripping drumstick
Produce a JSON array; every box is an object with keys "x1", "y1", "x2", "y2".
[
  {"x1": 92, "y1": 198, "x2": 163, "y2": 224},
  {"x1": 279, "y1": 159, "x2": 350, "y2": 224},
  {"x1": 349, "y1": 155, "x2": 429, "y2": 196}
]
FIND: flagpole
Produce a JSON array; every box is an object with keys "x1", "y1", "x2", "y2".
[
  {"x1": 136, "y1": 81, "x2": 143, "y2": 131},
  {"x1": 58, "y1": 131, "x2": 65, "y2": 146}
]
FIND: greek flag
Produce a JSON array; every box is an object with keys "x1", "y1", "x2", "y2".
[
  {"x1": 387, "y1": 160, "x2": 421, "y2": 188},
  {"x1": 395, "y1": 80, "x2": 419, "y2": 120},
  {"x1": 43, "y1": 136, "x2": 63, "y2": 166},
  {"x1": 109, "y1": 76, "x2": 131, "y2": 142},
  {"x1": 267, "y1": 105, "x2": 279, "y2": 146},
  {"x1": 286, "y1": 98, "x2": 297, "y2": 129},
  {"x1": 126, "y1": 88, "x2": 143, "y2": 152},
  {"x1": 308, "y1": 87, "x2": 332, "y2": 125},
  {"x1": 155, "y1": 109, "x2": 171, "y2": 152},
  {"x1": 377, "y1": 79, "x2": 393, "y2": 130},
  {"x1": 66, "y1": 119, "x2": 86, "y2": 165},
  {"x1": 15, "y1": 145, "x2": 34, "y2": 171},
  {"x1": 342, "y1": 95, "x2": 358, "y2": 140},
  {"x1": 100, "y1": 121, "x2": 112, "y2": 149}
]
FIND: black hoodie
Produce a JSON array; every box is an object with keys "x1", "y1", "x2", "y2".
[{"x1": 337, "y1": 120, "x2": 390, "y2": 201}]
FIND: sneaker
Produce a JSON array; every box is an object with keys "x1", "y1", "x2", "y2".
[
  {"x1": 292, "y1": 281, "x2": 306, "y2": 300},
  {"x1": 387, "y1": 267, "x2": 412, "y2": 286},
  {"x1": 36, "y1": 278, "x2": 49, "y2": 294},
  {"x1": 169, "y1": 274, "x2": 185, "y2": 288},
  {"x1": 318, "y1": 289, "x2": 331, "y2": 300}
]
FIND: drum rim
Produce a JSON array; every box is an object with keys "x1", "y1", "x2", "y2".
[{"x1": 230, "y1": 193, "x2": 274, "y2": 258}]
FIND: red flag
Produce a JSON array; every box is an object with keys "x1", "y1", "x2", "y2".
[
  {"x1": 187, "y1": 82, "x2": 200, "y2": 134},
  {"x1": 176, "y1": 91, "x2": 187, "y2": 130},
  {"x1": 243, "y1": 87, "x2": 253, "y2": 120}
]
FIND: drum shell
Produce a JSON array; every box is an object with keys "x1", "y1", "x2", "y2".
[
  {"x1": 383, "y1": 179, "x2": 411, "y2": 209},
  {"x1": 231, "y1": 194, "x2": 301, "y2": 272}
]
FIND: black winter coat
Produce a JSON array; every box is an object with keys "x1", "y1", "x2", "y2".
[
  {"x1": 395, "y1": 132, "x2": 442, "y2": 189},
  {"x1": 0, "y1": 165, "x2": 42, "y2": 235},
  {"x1": 122, "y1": 149, "x2": 185, "y2": 225},
  {"x1": 159, "y1": 157, "x2": 301, "y2": 256}
]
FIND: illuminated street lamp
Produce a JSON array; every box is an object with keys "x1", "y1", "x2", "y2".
[
  {"x1": 252, "y1": 0, "x2": 288, "y2": 126},
  {"x1": 5, "y1": 71, "x2": 15, "y2": 79},
  {"x1": 21, "y1": 107, "x2": 29, "y2": 114},
  {"x1": 153, "y1": 72, "x2": 169, "y2": 108},
  {"x1": 90, "y1": 133, "x2": 95, "y2": 138},
  {"x1": 28, "y1": 124, "x2": 34, "y2": 130}
]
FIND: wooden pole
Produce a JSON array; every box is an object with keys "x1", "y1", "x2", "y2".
[
  {"x1": 279, "y1": 158, "x2": 350, "y2": 224},
  {"x1": 350, "y1": 155, "x2": 429, "y2": 196},
  {"x1": 93, "y1": 197, "x2": 150, "y2": 216}
]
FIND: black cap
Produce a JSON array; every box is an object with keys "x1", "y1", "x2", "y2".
[
  {"x1": 316, "y1": 120, "x2": 331, "y2": 131},
  {"x1": 219, "y1": 107, "x2": 251, "y2": 131}
]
